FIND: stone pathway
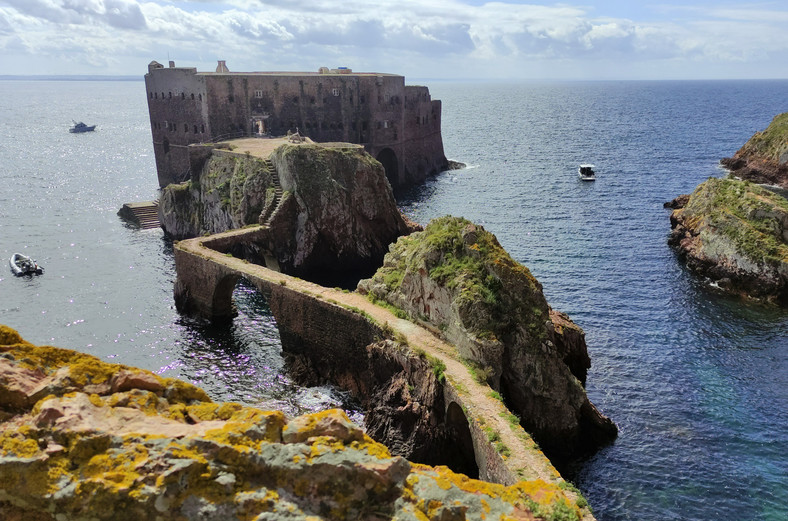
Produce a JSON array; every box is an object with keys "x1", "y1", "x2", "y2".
[{"x1": 178, "y1": 231, "x2": 567, "y2": 488}]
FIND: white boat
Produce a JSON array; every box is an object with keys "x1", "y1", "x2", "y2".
[
  {"x1": 578, "y1": 164, "x2": 596, "y2": 181},
  {"x1": 9, "y1": 253, "x2": 43, "y2": 276}
]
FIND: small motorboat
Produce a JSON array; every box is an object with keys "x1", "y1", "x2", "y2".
[
  {"x1": 69, "y1": 121, "x2": 96, "y2": 133},
  {"x1": 9, "y1": 253, "x2": 43, "y2": 276},
  {"x1": 578, "y1": 164, "x2": 596, "y2": 181}
]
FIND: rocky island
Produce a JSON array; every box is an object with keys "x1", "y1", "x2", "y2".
[
  {"x1": 358, "y1": 216, "x2": 617, "y2": 460},
  {"x1": 668, "y1": 112, "x2": 788, "y2": 302},
  {"x1": 0, "y1": 325, "x2": 590, "y2": 521},
  {"x1": 720, "y1": 112, "x2": 788, "y2": 187},
  {"x1": 668, "y1": 177, "x2": 788, "y2": 302}
]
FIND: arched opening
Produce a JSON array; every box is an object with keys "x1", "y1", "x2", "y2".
[
  {"x1": 163, "y1": 137, "x2": 170, "y2": 154},
  {"x1": 444, "y1": 401, "x2": 479, "y2": 478},
  {"x1": 376, "y1": 148, "x2": 399, "y2": 189},
  {"x1": 211, "y1": 273, "x2": 241, "y2": 321}
]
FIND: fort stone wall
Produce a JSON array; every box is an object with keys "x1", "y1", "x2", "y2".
[{"x1": 144, "y1": 60, "x2": 448, "y2": 191}]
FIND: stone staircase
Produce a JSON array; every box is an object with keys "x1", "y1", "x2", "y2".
[
  {"x1": 118, "y1": 201, "x2": 160, "y2": 229},
  {"x1": 260, "y1": 159, "x2": 284, "y2": 226}
]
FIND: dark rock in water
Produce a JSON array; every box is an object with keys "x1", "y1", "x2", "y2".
[
  {"x1": 0, "y1": 324, "x2": 588, "y2": 521},
  {"x1": 668, "y1": 177, "x2": 788, "y2": 302},
  {"x1": 720, "y1": 112, "x2": 788, "y2": 187},
  {"x1": 357, "y1": 216, "x2": 617, "y2": 461}
]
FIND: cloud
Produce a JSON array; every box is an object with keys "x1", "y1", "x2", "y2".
[
  {"x1": 4, "y1": 0, "x2": 146, "y2": 29},
  {"x1": 0, "y1": 0, "x2": 786, "y2": 79}
]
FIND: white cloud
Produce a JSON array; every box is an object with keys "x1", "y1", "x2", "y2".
[{"x1": 0, "y1": 0, "x2": 786, "y2": 79}]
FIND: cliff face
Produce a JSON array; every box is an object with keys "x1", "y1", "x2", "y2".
[
  {"x1": 266, "y1": 144, "x2": 418, "y2": 278},
  {"x1": 158, "y1": 151, "x2": 275, "y2": 239},
  {"x1": 668, "y1": 177, "x2": 788, "y2": 302},
  {"x1": 159, "y1": 144, "x2": 417, "y2": 281},
  {"x1": 357, "y1": 217, "x2": 617, "y2": 460},
  {"x1": 0, "y1": 325, "x2": 587, "y2": 521},
  {"x1": 721, "y1": 112, "x2": 788, "y2": 187}
]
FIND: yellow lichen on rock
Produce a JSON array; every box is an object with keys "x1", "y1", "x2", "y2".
[{"x1": 0, "y1": 325, "x2": 589, "y2": 521}]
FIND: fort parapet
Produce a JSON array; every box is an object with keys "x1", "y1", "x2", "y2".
[{"x1": 145, "y1": 60, "x2": 448, "y2": 190}]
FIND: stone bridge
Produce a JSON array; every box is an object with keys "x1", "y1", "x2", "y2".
[{"x1": 173, "y1": 226, "x2": 585, "y2": 506}]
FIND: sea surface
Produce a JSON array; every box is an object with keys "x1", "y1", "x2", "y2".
[{"x1": 1, "y1": 79, "x2": 787, "y2": 521}]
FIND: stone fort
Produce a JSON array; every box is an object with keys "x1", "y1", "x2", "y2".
[{"x1": 145, "y1": 60, "x2": 448, "y2": 189}]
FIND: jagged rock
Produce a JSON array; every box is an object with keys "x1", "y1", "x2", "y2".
[
  {"x1": 0, "y1": 324, "x2": 587, "y2": 521},
  {"x1": 668, "y1": 177, "x2": 788, "y2": 302},
  {"x1": 159, "y1": 144, "x2": 418, "y2": 281},
  {"x1": 357, "y1": 217, "x2": 617, "y2": 460},
  {"x1": 266, "y1": 144, "x2": 418, "y2": 279},
  {"x1": 721, "y1": 112, "x2": 788, "y2": 187},
  {"x1": 158, "y1": 152, "x2": 274, "y2": 239}
]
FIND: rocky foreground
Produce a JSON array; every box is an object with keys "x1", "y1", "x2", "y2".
[
  {"x1": 0, "y1": 325, "x2": 588, "y2": 521},
  {"x1": 721, "y1": 112, "x2": 788, "y2": 187},
  {"x1": 358, "y1": 217, "x2": 617, "y2": 460},
  {"x1": 667, "y1": 177, "x2": 788, "y2": 302}
]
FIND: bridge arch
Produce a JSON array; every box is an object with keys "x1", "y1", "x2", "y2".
[
  {"x1": 376, "y1": 148, "x2": 399, "y2": 188},
  {"x1": 445, "y1": 401, "x2": 479, "y2": 479},
  {"x1": 211, "y1": 272, "x2": 242, "y2": 320}
]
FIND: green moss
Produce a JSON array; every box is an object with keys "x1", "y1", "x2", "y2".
[
  {"x1": 685, "y1": 177, "x2": 788, "y2": 264},
  {"x1": 368, "y1": 216, "x2": 550, "y2": 345}
]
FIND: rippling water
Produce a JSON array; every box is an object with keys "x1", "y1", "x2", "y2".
[{"x1": 1, "y1": 79, "x2": 786, "y2": 521}]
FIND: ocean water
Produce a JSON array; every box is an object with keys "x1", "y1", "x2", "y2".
[{"x1": 1, "y1": 78, "x2": 787, "y2": 521}]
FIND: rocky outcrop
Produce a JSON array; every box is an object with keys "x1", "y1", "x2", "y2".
[
  {"x1": 159, "y1": 144, "x2": 417, "y2": 282},
  {"x1": 357, "y1": 217, "x2": 617, "y2": 460},
  {"x1": 668, "y1": 177, "x2": 788, "y2": 302},
  {"x1": 721, "y1": 112, "x2": 788, "y2": 187},
  {"x1": 265, "y1": 144, "x2": 419, "y2": 280},
  {"x1": 159, "y1": 150, "x2": 275, "y2": 239},
  {"x1": 0, "y1": 324, "x2": 588, "y2": 521}
]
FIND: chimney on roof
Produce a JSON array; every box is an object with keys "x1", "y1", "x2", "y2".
[{"x1": 216, "y1": 60, "x2": 229, "y2": 73}]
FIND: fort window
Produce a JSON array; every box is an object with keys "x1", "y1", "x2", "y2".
[
  {"x1": 154, "y1": 92, "x2": 157, "y2": 99},
  {"x1": 164, "y1": 121, "x2": 168, "y2": 129},
  {"x1": 194, "y1": 125, "x2": 198, "y2": 133},
  {"x1": 416, "y1": 116, "x2": 420, "y2": 125},
  {"x1": 191, "y1": 93, "x2": 195, "y2": 100},
  {"x1": 349, "y1": 94, "x2": 353, "y2": 103},
  {"x1": 229, "y1": 94, "x2": 234, "y2": 103},
  {"x1": 149, "y1": 92, "x2": 153, "y2": 99},
  {"x1": 161, "y1": 92, "x2": 164, "y2": 98},
  {"x1": 168, "y1": 92, "x2": 172, "y2": 99},
  {"x1": 201, "y1": 124, "x2": 205, "y2": 133},
  {"x1": 352, "y1": 122, "x2": 357, "y2": 130},
  {"x1": 184, "y1": 123, "x2": 188, "y2": 132},
  {"x1": 360, "y1": 95, "x2": 365, "y2": 104},
  {"x1": 332, "y1": 88, "x2": 340, "y2": 97},
  {"x1": 255, "y1": 90, "x2": 263, "y2": 98},
  {"x1": 181, "y1": 92, "x2": 185, "y2": 100},
  {"x1": 199, "y1": 94, "x2": 202, "y2": 101},
  {"x1": 310, "y1": 97, "x2": 315, "y2": 104},
  {"x1": 362, "y1": 121, "x2": 368, "y2": 131}
]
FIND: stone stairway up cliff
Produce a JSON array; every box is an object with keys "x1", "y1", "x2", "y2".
[{"x1": 259, "y1": 159, "x2": 284, "y2": 226}]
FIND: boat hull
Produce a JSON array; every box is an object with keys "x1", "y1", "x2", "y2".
[{"x1": 9, "y1": 254, "x2": 43, "y2": 276}]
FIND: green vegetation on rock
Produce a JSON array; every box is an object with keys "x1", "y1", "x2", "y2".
[
  {"x1": 684, "y1": 177, "x2": 788, "y2": 264},
  {"x1": 737, "y1": 112, "x2": 788, "y2": 164}
]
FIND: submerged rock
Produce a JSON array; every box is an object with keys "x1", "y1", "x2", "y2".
[
  {"x1": 721, "y1": 112, "x2": 788, "y2": 187},
  {"x1": 668, "y1": 177, "x2": 788, "y2": 302},
  {"x1": 357, "y1": 216, "x2": 617, "y2": 460},
  {"x1": 0, "y1": 325, "x2": 588, "y2": 521}
]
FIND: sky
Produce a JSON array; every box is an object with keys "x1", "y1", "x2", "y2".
[{"x1": 0, "y1": 0, "x2": 787, "y2": 81}]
